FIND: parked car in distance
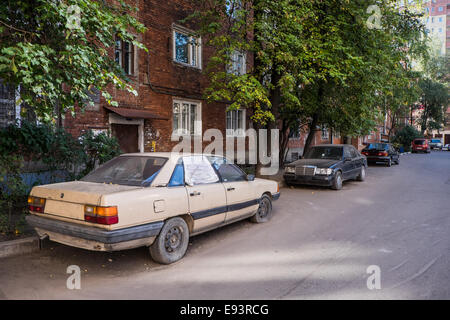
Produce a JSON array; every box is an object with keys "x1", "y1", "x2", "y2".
[
  {"x1": 26, "y1": 153, "x2": 280, "y2": 264},
  {"x1": 429, "y1": 138, "x2": 443, "y2": 150},
  {"x1": 284, "y1": 144, "x2": 367, "y2": 191},
  {"x1": 442, "y1": 144, "x2": 450, "y2": 151},
  {"x1": 411, "y1": 139, "x2": 431, "y2": 153},
  {"x1": 361, "y1": 143, "x2": 400, "y2": 166}
]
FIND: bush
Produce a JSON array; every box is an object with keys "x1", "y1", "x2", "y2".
[
  {"x1": 0, "y1": 121, "x2": 86, "y2": 176},
  {"x1": 0, "y1": 121, "x2": 122, "y2": 178},
  {"x1": 79, "y1": 130, "x2": 122, "y2": 176},
  {"x1": 0, "y1": 123, "x2": 121, "y2": 237},
  {"x1": 392, "y1": 125, "x2": 423, "y2": 152},
  {"x1": 0, "y1": 154, "x2": 28, "y2": 236}
]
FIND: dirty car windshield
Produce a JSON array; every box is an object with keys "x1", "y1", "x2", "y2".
[
  {"x1": 81, "y1": 156, "x2": 167, "y2": 186},
  {"x1": 304, "y1": 147, "x2": 343, "y2": 160}
]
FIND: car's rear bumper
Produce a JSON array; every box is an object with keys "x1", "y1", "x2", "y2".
[
  {"x1": 284, "y1": 173, "x2": 333, "y2": 187},
  {"x1": 26, "y1": 214, "x2": 163, "y2": 252},
  {"x1": 366, "y1": 156, "x2": 390, "y2": 163}
]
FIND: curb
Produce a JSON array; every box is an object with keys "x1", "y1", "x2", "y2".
[{"x1": 0, "y1": 236, "x2": 39, "y2": 259}]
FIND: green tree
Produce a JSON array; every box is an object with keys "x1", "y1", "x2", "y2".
[
  {"x1": 0, "y1": 0, "x2": 146, "y2": 123},
  {"x1": 189, "y1": 0, "x2": 428, "y2": 166},
  {"x1": 418, "y1": 78, "x2": 448, "y2": 134},
  {"x1": 392, "y1": 125, "x2": 422, "y2": 152}
]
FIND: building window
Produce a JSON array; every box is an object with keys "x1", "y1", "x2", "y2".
[
  {"x1": 289, "y1": 127, "x2": 300, "y2": 139},
  {"x1": 228, "y1": 51, "x2": 246, "y2": 76},
  {"x1": 173, "y1": 100, "x2": 201, "y2": 135},
  {"x1": 334, "y1": 130, "x2": 340, "y2": 139},
  {"x1": 321, "y1": 126, "x2": 329, "y2": 140},
  {"x1": 438, "y1": 17, "x2": 443, "y2": 22},
  {"x1": 173, "y1": 26, "x2": 201, "y2": 68},
  {"x1": 226, "y1": 109, "x2": 245, "y2": 136},
  {"x1": 115, "y1": 36, "x2": 134, "y2": 75},
  {"x1": 226, "y1": 0, "x2": 243, "y2": 19},
  {"x1": 438, "y1": 6, "x2": 443, "y2": 12}
]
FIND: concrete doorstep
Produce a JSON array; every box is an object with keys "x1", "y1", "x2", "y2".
[{"x1": 0, "y1": 236, "x2": 40, "y2": 259}]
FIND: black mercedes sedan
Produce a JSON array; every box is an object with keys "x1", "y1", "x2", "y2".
[
  {"x1": 284, "y1": 144, "x2": 367, "y2": 190},
  {"x1": 361, "y1": 143, "x2": 400, "y2": 166}
]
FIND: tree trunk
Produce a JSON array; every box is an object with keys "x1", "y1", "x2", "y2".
[
  {"x1": 279, "y1": 119, "x2": 290, "y2": 166},
  {"x1": 303, "y1": 82, "x2": 323, "y2": 155},
  {"x1": 303, "y1": 112, "x2": 318, "y2": 156}
]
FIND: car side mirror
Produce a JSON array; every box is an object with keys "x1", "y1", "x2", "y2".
[{"x1": 247, "y1": 174, "x2": 255, "y2": 182}]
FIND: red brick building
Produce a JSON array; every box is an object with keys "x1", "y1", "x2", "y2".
[{"x1": 63, "y1": 0, "x2": 251, "y2": 154}]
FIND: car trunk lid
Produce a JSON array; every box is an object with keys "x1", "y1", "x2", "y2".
[{"x1": 30, "y1": 181, "x2": 139, "y2": 221}]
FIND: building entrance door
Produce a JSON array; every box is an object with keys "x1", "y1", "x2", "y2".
[{"x1": 111, "y1": 124, "x2": 139, "y2": 153}]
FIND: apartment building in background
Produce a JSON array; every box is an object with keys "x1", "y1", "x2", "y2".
[{"x1": 423, "y1": 0, "x2": 449, "y2": 55}]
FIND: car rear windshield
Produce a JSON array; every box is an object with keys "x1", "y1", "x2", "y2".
[
  {"x1": 304, "y1": 146, "x2": 343, "y2": 160},
  {"x1": 364, "y1": 143, "x2": 388, "y2": 150},
  {"x1": 414, "y1": 140, "x2": 426, "y2": 145},
  {"x1": 430, "y1": 139, "x2": 441, "y2": 143},
  {"x1": 81, "y1": 156, "x2": 168, "y2": 186}
]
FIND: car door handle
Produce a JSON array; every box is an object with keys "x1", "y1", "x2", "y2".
[
  {"x1": 227, "y1": 187, "x2": 235, "y2": 191},
  {"x1": 190, "y1": 191, "x2": 201, "y2": 196}
]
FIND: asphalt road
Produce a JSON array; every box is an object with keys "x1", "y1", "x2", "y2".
[{"x1": 0, "y1": 151, "x2": 449, "y2": 300}]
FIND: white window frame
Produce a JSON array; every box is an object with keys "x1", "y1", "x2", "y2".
[
  {"x1": 226, "y1": 108, "x2": 246, "y2": 137},
  {"x1": 172, "y1": 25, "x2": 202, "y2": 69},
  {"x1": 172, "y1": 99, "x2": 202, "y2": 136},
  {"x1": 228, "y1": 50, "x2": 246, "y2": 76},
  {"x1": 334, "y1": 130, "x2": 340, "y2": 139},
  {"x1": 115, "y1": 36, "x2": 135, "y2": 75}
]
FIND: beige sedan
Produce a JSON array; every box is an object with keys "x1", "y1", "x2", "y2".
[{"x1": 26, "y1": 153, "x2": 280, "y2": 264}]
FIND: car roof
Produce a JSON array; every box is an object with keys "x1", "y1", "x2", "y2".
[{"x1": 117, "y1": 153, "x2": 231, "y2": 187}]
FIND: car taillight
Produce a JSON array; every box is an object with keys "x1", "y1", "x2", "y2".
[
  {"x1": 84, "y1": 205, "x2": 118, "y2": 225},
  {"x1": 28, "y1": 196, "x2": 46, "y2": 213},
  {"x1": 378, "y1": 151, "x2": 388, "y2": 156},
  {"x1": 362, "y1": 151, "x2": 369, "y2": 156}
]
